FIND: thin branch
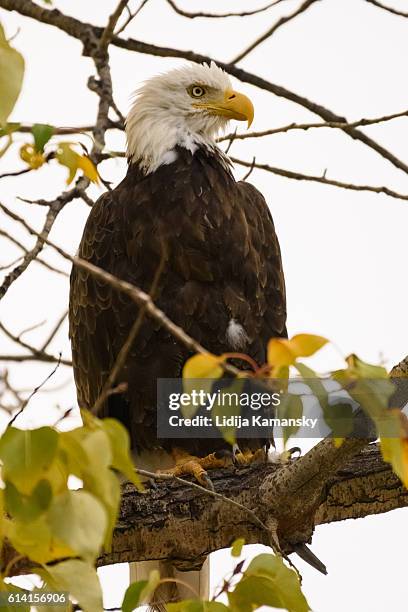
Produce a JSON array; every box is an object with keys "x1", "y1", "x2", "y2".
[
  {"x1": 365, "y1": 0, "x2": 408, "y2": 18},
  {"x1": 0, "y1": 354, "x2": 71, "y2": 365},
  {"x1": 233, "y1": 0, "x2": 319, "y2": 63},
  {"x1": 2, "y1": 0, "x2": 408, "y2": 177},
  {"x1": 0, "y1": 320, "x2": 71, "y2": 366},
  {"x1": 164, "y1": 0, "x2": 287, "y2": 19},
  {"x1": 231, "y1": 156, "x2": 408, "y2": 201},
  {"x1": 115, "y1": 0, "x2": 150, "y2": 35},
  {"x1": 0, "y1": 256, "x2": 24, "y2": 271},
  {"x1": 0, "y1": 167, "x2": 33, "y2": 180},
  {"x1": 99, "y1": 0, "x2": 130, "y2": 52},
  {"x1": 8, "y1": 356, "x2": 62, "y2": 426},
  {"x1": 0, "y1": 203, "x2": 63, "y2": 300},
  {"x1": 40, "y1": 311, "x2": 68, "y2": 351},
  {"x1": 242, "y1": 156, "x2": 256, "y2": 181},
  {"x1": 219, "y1": 108, "x2": 408, "y2": 142},
  {"x1": 0, "y1": 229, "x2": 68, "y2": 277},
  {"x1": 8, "y1": 120, "x2": 123, "y2": 136}
]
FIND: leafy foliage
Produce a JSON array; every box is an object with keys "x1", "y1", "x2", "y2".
[
  {"x1": 0, "y1": 417, "x2": 141, "y2": 611},
  {"x1": 0, "y1": 23, "x2": 24, "y2": 126}
]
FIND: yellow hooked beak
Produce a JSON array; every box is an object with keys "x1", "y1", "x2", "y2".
[{"x1": 194, "y1": 89, "x2": 254, "y2": 128}]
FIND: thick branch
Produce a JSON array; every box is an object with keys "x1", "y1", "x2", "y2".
[{"x1": 98, "y1": 444, "x2": 405, "y2": 569}]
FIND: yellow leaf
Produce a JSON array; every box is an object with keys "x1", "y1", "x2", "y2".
[
  {"x1": 77, "y1": 153, "x2": 99, "y2": 182},
  {"x1": 231, "y1": 537, "x2": 245, "y2": 557},
  {"x1": 289, "y1": 334, "x2": 328, "y2": 358},
  {"x1": 19, "y1": 143, "x2": 46, "y2": 169},
  {"x1": 56, "y1": 143, "x2": 98, "y2": 184},
  {"x1": 0, "y1": 23, "x2": 25, "y2": 125},
  {"x1": 379, "y1": 410, "x2": 408, "y2": 488},
  {"x1": 6, "y1": 516, "x2": 74, "y2": 564},
  {"x1": 182, "y1": 353, "x2": 224, "y2": 379},
  {"x1": 267, "y1": 339, "x2": 295, "y2": 367},
  {"x1": 56, "y1": 143, "x2": 79, "y2": 184},
  {"x1": 267, "y1": 334, "x2": 328, "y2": 368}
]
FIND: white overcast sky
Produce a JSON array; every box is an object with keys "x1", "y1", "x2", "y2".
[{"x1": 1, "y1": 0, "x2": 408, "y2": 611}]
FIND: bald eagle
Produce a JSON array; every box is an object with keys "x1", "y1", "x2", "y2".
[{"x1": 69, "y1": 61, "x2": 287, "y2": 605}]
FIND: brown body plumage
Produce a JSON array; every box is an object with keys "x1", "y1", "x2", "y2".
[{"x1": 69, "y1": 146, "x2": 287, "y2": 456}]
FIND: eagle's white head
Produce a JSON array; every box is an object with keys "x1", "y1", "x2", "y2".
[{"x1": 126, "y1": 61, "x2": 254, "y2": 174}]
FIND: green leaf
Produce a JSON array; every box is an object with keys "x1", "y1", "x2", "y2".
[
  {"x1": 0, "y1": 122, "x2": 20, "y2": 137},
  {"x1": 6, "y1": 515, "x2": 73, "y2": 563},
  {"x1": 47, "y1": 490, "x2": 107, "y2": 561},
  {"x1": 32, "y1": 124, "x2": 54, "y2": 152},
  {"x1": 121, "y1": 580, "x2": 148, "y2": 612},
  {"x1": 122, "y1": 570, "x2": 160, "y2": 611},
  {"x1": 0, "y1": 23, "x2": 25, "y2": 125},
  {"x1": 0, "y1": 581, "x2": 30, "y2": 612},
  {"x1": 40, "y1": 560, "x2": 103, "y2": 612},
  {"x1": 102, "y1": 419, "x2": 142, "y2": 489},
  {"x1": 5, "y1": 479, "x2": 52, "y2": 521},
  {"x1": 229, "y1": 553, "x2": 310, "y2": 612},
  {"x1": 231, "y1": 537, "x2": 245, "y2": 557},
  {"x1": 0, "y1": 427, "x2": 58, "y2": 494}
]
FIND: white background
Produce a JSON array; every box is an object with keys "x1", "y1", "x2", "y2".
[{"x1": 1, "y1": 1, "x2": 408, "y2": 610}]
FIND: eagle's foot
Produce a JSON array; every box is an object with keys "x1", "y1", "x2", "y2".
[
  {"x1": 157, "y1": 448, "x2": 234, "y2": 489},
  {"x1": 233, "y1": 446, "x2": 268, "y2": 466}
]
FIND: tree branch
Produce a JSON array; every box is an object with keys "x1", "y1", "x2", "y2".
[
  {"x1": 2, "y1": 0, "x2": 408, "y2": 177},
  {"x1": 164, "y1": 0, "x2": 287, "y2": 19},
  {"x1": 4, "y1": 444, "x2": 403, "y2": 576},
  {"x1": 219, "y1": 108, "x2": 408, "y2": 142},
  {"x1": 365, "y1": 0, "x2": 408, "y2": 18},
  {"x1": 232, "y1": 0, "x2": 320, "y2": 64},
  {"x1": 231, "y1": 157, "x2": 408, "y2": 201}
]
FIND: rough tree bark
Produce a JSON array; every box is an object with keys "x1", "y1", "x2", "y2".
[{"x1": 98, "y1": 442, "x2": 406, "y2": 571}]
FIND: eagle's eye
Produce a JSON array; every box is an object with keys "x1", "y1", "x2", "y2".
[{"x1": 190, "y1": 85, "x2": 206, "y2": 98}]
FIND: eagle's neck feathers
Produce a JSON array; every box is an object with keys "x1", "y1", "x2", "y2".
[{"x1": 126, "y1": 97, "x2": 229, "y2": 175}]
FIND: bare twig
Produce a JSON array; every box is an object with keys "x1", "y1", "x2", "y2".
[
  {"x1": 242, "y1": 156, "x2": 257, "y2": 181},
  {"x1": 40, "y1": 311, "x2": 68, "y2": 351},
  {"x1": 8, "y1": 120, "x2": 123, "y2": 136},
  {"x1": 115, "y1": 0, "x2": 150, "y2": 35},
  {"x1": 219, "y1": 108, "x2": 408, "y2": 142},
  {"x1": 0, "y1": 228, "x2": 68, "y2": 276},
  {"x1": 0, "y1": 320, "x2": 71, "y2": 366},
  {"x1": 231, "y1": 157, "x2": 408, "y2": 201},
  {"x1": 0, "y1": 256, "x2": 23, "y2": 271},
  {"x1": 8, "y1": 356, "x2": 62, "y2": 426},
  {"x1": 233, "y1": 0, "x2": 319, "y2": 63},
  {"x1": 0, "y1": 167, "x2": 33, "y2": 180},
  {"x1": 164, "y1": 0, "x2": 287, "y2": 19},
  {"x1": 365, "y1": 0, "x2": 408, "y2": 18}
]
